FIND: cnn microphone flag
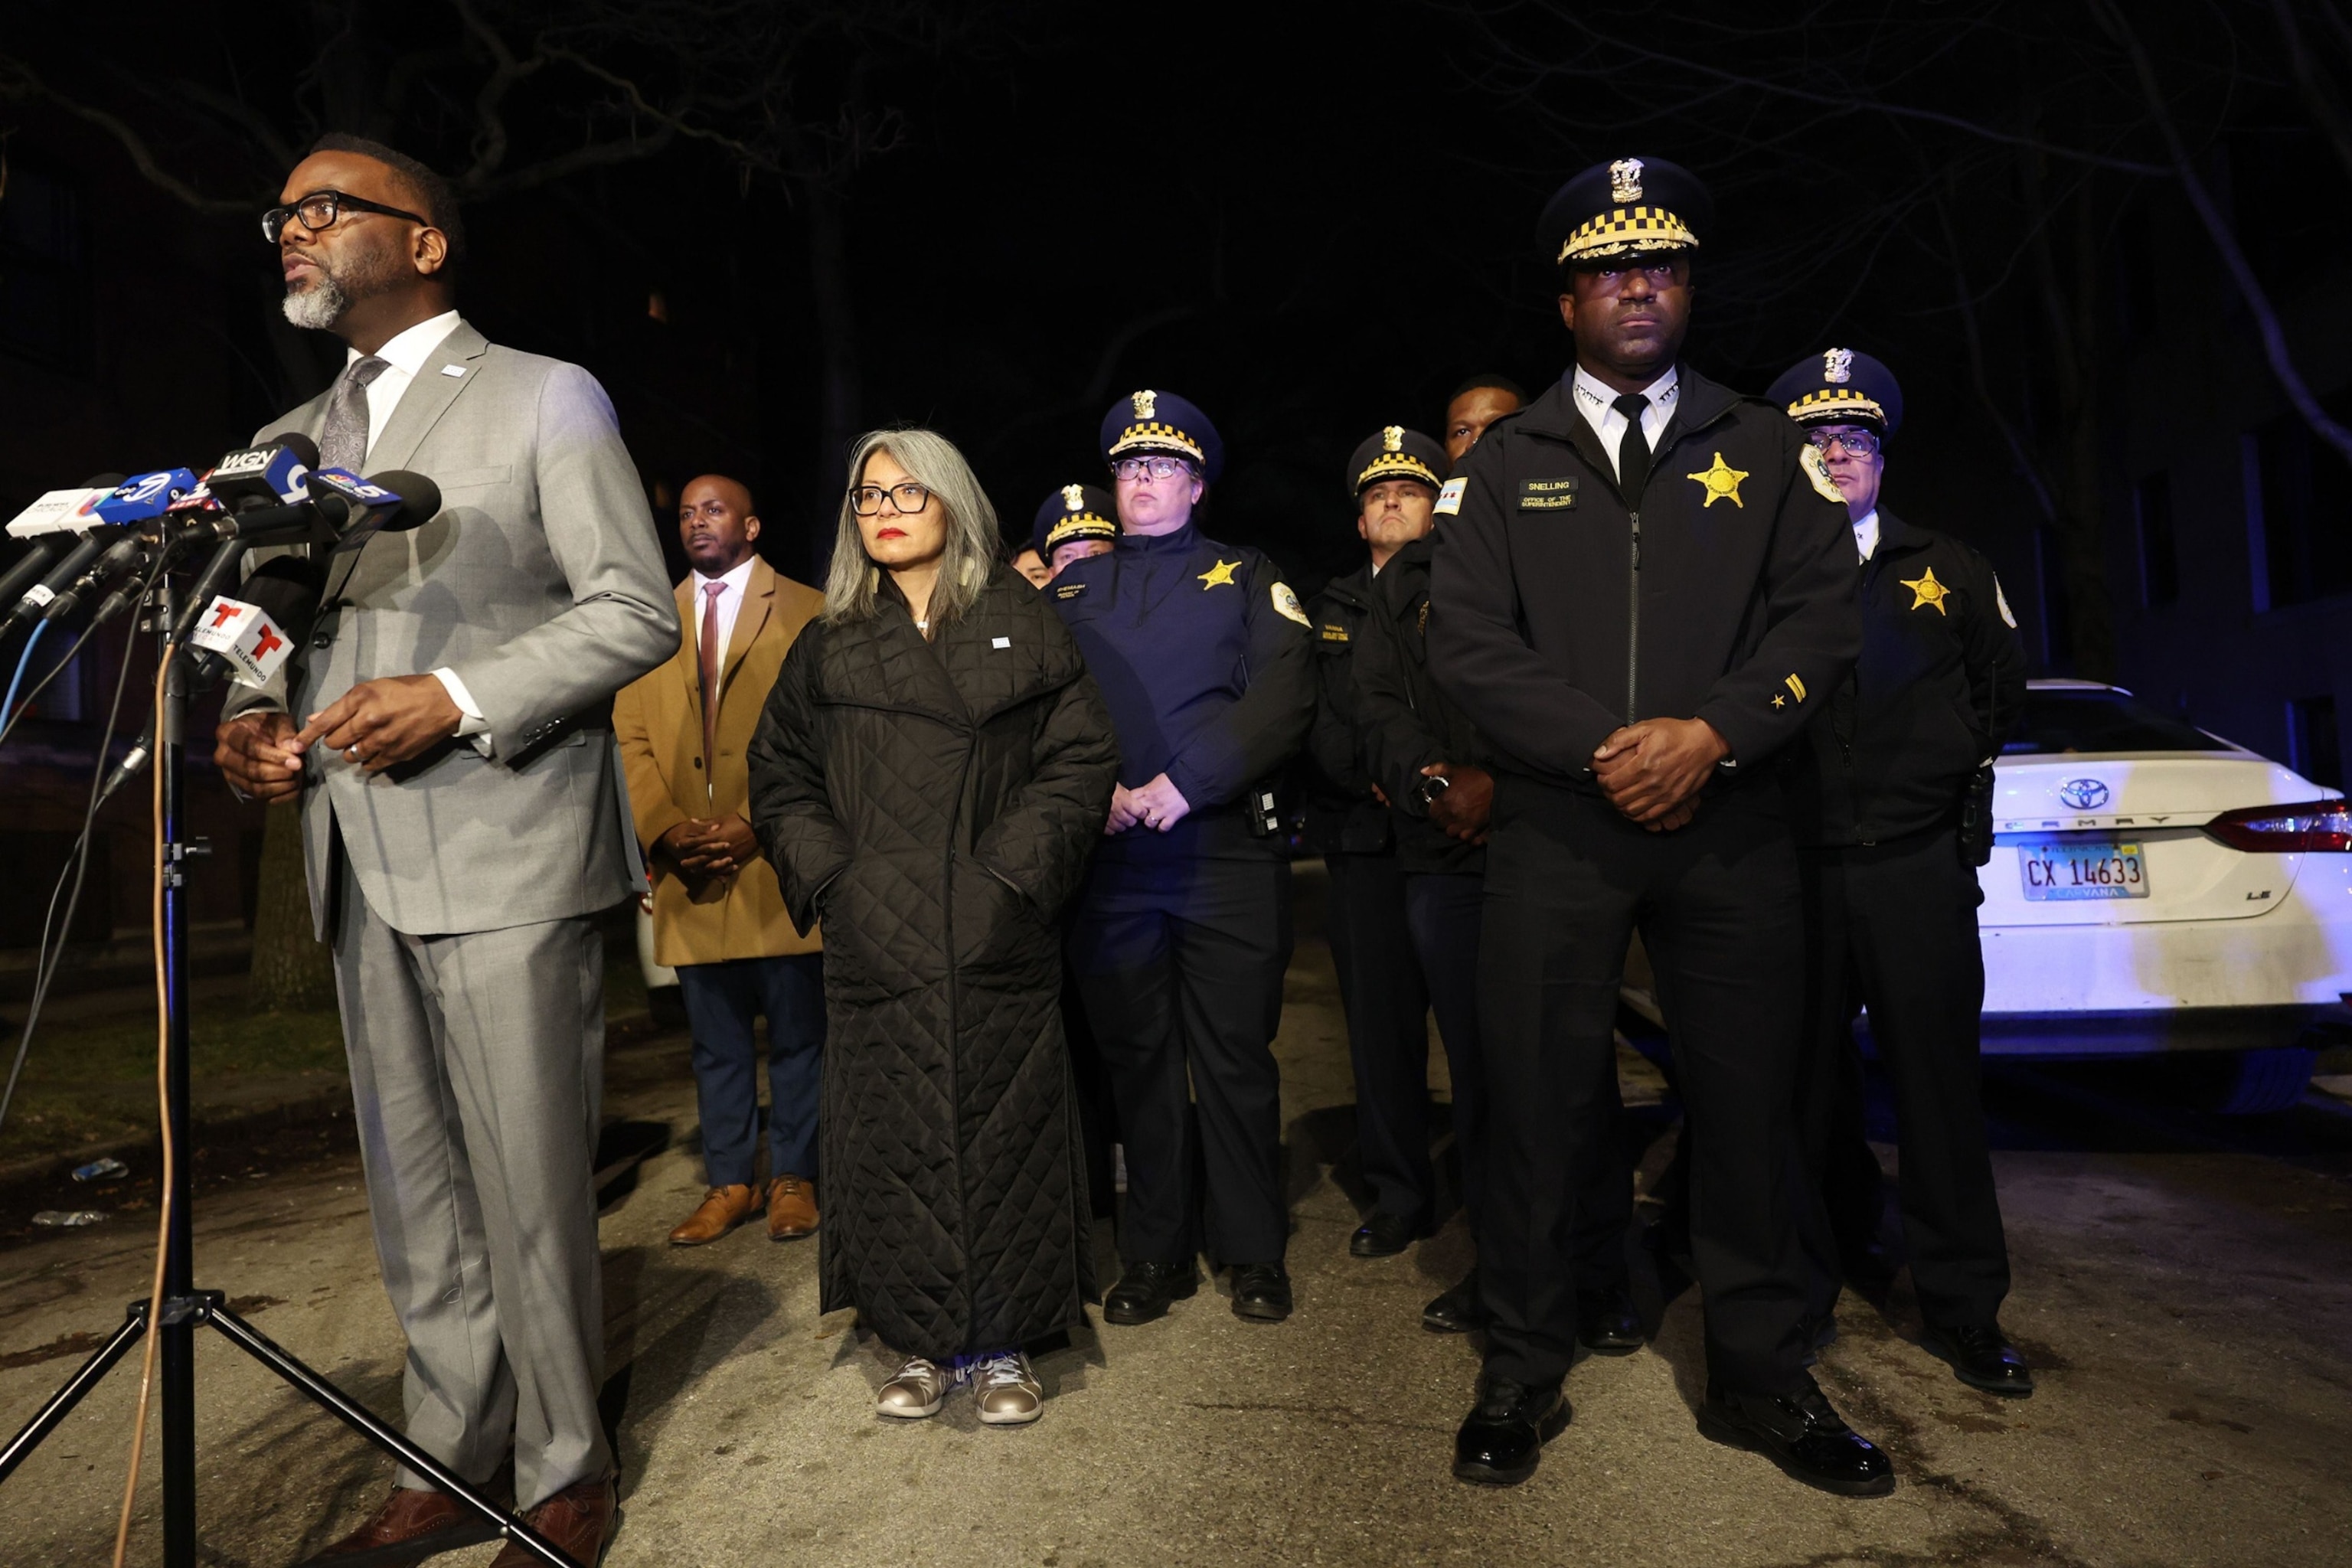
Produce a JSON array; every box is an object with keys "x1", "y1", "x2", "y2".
[{"x1": 188, "y1": 595, "x2": 296, "y2": 688}]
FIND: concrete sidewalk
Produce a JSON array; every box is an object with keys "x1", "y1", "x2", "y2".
[{"x1": 3, "y1": 874, "x2": 2351, "y2": 1565}]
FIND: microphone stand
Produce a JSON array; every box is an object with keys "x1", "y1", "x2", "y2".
[{"x1": 0, "y1": 556, "x2": 569, "y2": 1567}]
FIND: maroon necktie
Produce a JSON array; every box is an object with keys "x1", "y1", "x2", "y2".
[{"x1": 699, "y1": 580, "x2": 725, "y2": 799}]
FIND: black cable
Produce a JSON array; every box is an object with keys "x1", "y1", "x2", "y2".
[
  {"x1": 0, "y1": 550, "x2": 171, "y2": 1146},
  {"x1": 0, "y1": 617, "x2": 109, "y2": 750}
]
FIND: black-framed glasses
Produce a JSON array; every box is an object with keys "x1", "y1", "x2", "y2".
[
  {"x1": 1110, "y1": 455, "x2": 1194, "y2": 482},
  {"x1": 1806, "y1": 428, "x2": 1882, "y2": 458},
  {"x1": 263, "y1": 190, "x2": 430, "y2": 245},
  {"x1": 850, "y1": 481, "x2": 932, "y2": 516}
]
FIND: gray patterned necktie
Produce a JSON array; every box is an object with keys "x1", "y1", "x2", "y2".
[{"x1": 319, "y1": 354, "x2": 390, "y2": 474}]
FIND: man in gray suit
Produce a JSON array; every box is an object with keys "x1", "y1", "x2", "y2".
[{"x1": 214, "y1": 135, "x2": 676, "y2": 1568}]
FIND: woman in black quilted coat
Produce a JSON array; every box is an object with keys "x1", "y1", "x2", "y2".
[{"x1": 747, "y1": 427, "x2": 1117, "y2": 1426}]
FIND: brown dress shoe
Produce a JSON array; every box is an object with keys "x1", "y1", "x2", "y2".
[
  {"x1": 488, "y1": 1475, "x2": 616, "y2": 1568},
  {"x1": 667, "y1": 1183, "x2": 760, "y2": 1246},
  {"x1": 767, "y1": 1174, "x2": 818, "y2": 1240},
  {"x1": 296, "y1": 1485, "x2": 496, "y2": 1566}
]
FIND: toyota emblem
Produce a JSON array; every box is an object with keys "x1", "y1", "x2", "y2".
[{"x1": 2056, "y1": 778, "x2": 2111, "y2": 810}]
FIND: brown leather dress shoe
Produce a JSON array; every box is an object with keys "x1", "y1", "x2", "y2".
[
  {"x1": 767, "y1": 1174, "x2": 818, "y2": 1240},
  {"x1": 667, "y1": 1183, "x2": 760, "y2": 1246},
  {"x1": 488, "y1": 1475, "x2": 617, "y2": 1568},
  {"x1": 296, "y1": 1485, "x2": 496, "y2": 1566}
]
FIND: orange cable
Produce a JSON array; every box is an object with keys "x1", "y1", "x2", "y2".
[{"x1": 112, "y1": 647, "x2": 175, "y2": 1568}]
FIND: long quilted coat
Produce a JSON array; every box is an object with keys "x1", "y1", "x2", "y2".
[{"x1": 746, "y1": 566, "x2": 1118, "y2": 1358}]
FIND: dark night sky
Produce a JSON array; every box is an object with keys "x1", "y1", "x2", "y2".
[{"x1": 8, "y1": 0, "x2": 2347, "y2": 630}]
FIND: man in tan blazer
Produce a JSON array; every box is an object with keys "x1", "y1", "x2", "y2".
[{"x1": 615, "y1": 474, "x2": 828, "y2": 1246}]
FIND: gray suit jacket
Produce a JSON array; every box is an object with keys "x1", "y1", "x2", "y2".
[{"x1": 224, "y1": 318, "x2": 679, "y2": 937}]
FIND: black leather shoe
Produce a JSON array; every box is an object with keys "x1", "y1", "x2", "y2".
[
  {"x1": 1422, "y1": 1268, "x2": 1485, "y2": 1334},
  {"x1": 1921, "y1": 1321, "x2": 2034, "y2": 1397},
  {"x1": 1230, "y1": 1262, "x2": 1293, "y2": 1321},
  {"x1": 1452, "y1": 1374, "x2": 1570, "y2": 1485},
  {"x1": 1698, "y1": 1378, "x2": 1895, "y2": 1497},
  {"x1": 1349, "y1": 1211, "x2": 1418, "y2": 1258},
  {"x1": 1102, "y1": 1259, "x2": 1198, "y2": 1325},
  {"x1": 1574, "y1": 1285, "x2": 1642, "y2": 1354}
]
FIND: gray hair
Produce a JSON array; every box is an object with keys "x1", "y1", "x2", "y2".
[{"x1": 823, "y1": 428, "x2": 1001, "y2": 626}]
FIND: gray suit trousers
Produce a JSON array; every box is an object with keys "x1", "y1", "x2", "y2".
[{"x1": 331, "y1": 854, "x2": 612, "y2": 1506}]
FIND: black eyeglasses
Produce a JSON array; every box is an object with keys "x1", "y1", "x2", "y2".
[
  {"x1": 850, "y1": 481, "x2": 932, "y2": 516},
  {"x1": 1110, "y1": 456, "x2": 1194, "y2": 482},
  {"x1": 263, "y1": 191, "x2": 430, "y2": 245},
  {"x1": 1806, "y1": 428, "x2": 1882, "y2": 458}
]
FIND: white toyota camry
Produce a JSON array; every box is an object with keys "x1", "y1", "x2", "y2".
[{"x1": 1978, "y1": 679, "x2": 2352, "y2": 1110}]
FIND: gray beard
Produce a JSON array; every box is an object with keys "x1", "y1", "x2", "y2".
[{"x1": 281, "y1": 275, "x2": 348, "y2": 331}]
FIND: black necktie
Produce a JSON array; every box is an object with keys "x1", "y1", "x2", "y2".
[{"x1": 1612, "y1": 391, "x2": 1651, "y2": 496}]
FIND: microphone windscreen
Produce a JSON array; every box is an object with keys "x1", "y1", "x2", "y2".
[
  {"x1": 364, "y1": 470, "x2": 442, "y2": 532},
  {"x1": 240, "y1": 554, "x2": 329, "y2": 645},
  {"x1": 264, "y1": 433, "x2": 321, "y2": 471}
]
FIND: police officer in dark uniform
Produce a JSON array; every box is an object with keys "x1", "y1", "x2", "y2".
[
  {"x1": 1429, "y1": 157, "x2": 1886, "y2": 1494},
  {"x1": 1766, "y1": 348, "x2": 2032, "y2": 1397},
  {"x1": 1351, "y1": 428, "x2": 1644, "y2": 1350},
  {"x1": 1053, "y1": 390, "x2": 1316, "y2": 1324},
  {"x1": 1032, "y1": 483, "x2": 1120, "y2": 580},
  {"x1": 1305, "y1": 427, "x2": 1449, "y2": 1261}
]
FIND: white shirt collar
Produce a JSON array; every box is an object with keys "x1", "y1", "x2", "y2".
[
  {"x1": 1852, "y1": 508, "x2": 1881, "y2": 562},
  {"x1": 691, "y1": 555, "x2": 759, "y2": 596},
  {"x1": 1570, "y1": 362, "x2": 1679, "y2": 418},
  {"x1": 348, "y1": 309, "x2": 462, "y2": 376}
]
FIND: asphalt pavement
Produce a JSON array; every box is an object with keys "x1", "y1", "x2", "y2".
[{"x1": 2, "y1": 864, "x2": 2350, "y2": 1566}]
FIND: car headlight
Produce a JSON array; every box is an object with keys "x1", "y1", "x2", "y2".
[{"x1": 2203, "y1": 799, "x2": 2352, "y2": 852}]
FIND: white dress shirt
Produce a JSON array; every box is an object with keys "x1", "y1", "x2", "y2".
[
  {"x1": 689, "y1": 556, "x2": 758, "y2": 664},
  {"x1": 339, "y1": 311, "x2": 490, "y2": 743},
  {"x1": 346, "y1": 309, "x2": 461, "y2": 455},
  {"x1": 1852, "y1": 508, "x2": 1881, "y2": 562},
  {"x1": 1569, "y1": 364, "x2": 1680, "y2": 480}
]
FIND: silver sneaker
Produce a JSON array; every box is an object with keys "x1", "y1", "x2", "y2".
[
  {"x1": 970, "y1": 1351, "x2": 1044, "y2": 1426},
  {"x1": 875, "y1": 1356, "x2": 950, "y2": 1419}
]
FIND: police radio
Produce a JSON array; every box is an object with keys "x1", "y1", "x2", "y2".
[{"x1": 1245, "y1": 783, "x2": 1281, "y2": 838}]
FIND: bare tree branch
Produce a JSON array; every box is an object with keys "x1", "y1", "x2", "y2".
[
  {"x1": 0, "y1": 57, "x2": 250, "y2": 213},
  {"x1": 2267, "y1": 0, "x2": 2352, "y2": 188},
  {"x1": 2092, "y1": 0, "x2": 2352, "y2": 466}
]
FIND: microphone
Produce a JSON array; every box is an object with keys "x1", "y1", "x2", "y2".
[
  {"x1": 182, "y1": 554, "x2": 328, "y2": 691},
  {"x1": 29, "y1": 469, "x2": 204, "y2": 625},
  {"x1": 102, "y1": 556, "x2": 329, "y2": 805},
  {"x1": 91, "y1": 468, "x2": 202, "y2": 526},
  {"x1": 163, "y1": 470, "x2": 436, "y2": 646},
  {"x1": 1, "y1": 475, "x2": 124, "y2": 617},
  {"x1": 204, "y1": 434, "x2": 319, "y2": 514}
]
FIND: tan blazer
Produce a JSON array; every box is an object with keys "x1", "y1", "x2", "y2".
[{"x1": 615, "y1": 556, "x2": 825, "y2": 965}]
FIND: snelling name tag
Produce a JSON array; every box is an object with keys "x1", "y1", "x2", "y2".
[{"x1": 1517, "y1": 476, "x2": 1579, "y2": 511}]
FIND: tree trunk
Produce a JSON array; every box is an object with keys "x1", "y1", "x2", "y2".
[{"x1": 247, "y1": 803, "x2": 335, "y2": 1013}]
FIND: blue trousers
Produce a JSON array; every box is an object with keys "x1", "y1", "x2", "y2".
[{"x1": 676, "y1": 954, "x2": 826, "y2": 1188}]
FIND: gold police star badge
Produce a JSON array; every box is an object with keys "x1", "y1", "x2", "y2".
[
  {"x1": 1900, "y1": 566, "x2": 1952, "y2": 615},
  {"x1": 1200, "y1": 558, "x2": 1240, "y2": 589},
  {"x1": 1687, "y1": 452, "x2": 1749, "y2": 508}
]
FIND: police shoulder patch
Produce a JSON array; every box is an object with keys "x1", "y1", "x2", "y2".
[
  {"x1": 1994, "y1": 574, "x2": 2017, "y2": 629},
  {"x1": 1435, "y1": 476, "x2": 1468, "y2": 516},
  {"x1": 1798, "y1": 443, "x2": 1845, "y2": 505},
  {"x1": 1272, "y1": 581, "x2": 1309, "y2": 626}
]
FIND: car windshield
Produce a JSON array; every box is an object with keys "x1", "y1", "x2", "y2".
[{"x1": 2002, "y1": 688, "x2": 2234, "y2": 756}]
